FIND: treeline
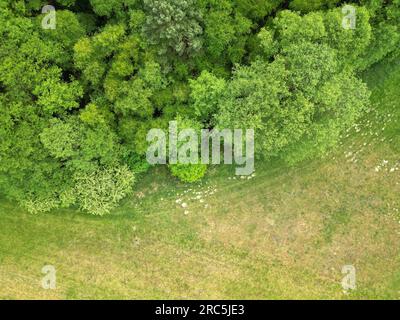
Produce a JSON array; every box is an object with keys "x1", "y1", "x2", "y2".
[{"x1": 0, "y1": 0, "x2": 399, "y2": 214}]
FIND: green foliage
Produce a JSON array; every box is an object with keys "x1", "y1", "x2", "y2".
[
  {"x1": 217, "y1": 59, "x2": 292, "y2": 157},
  {"x1": 38, "y1": 9, "x2": 85, "y2": 66},
  {"x1": 234, "y1": 0, "x2": 284, "y2": 20},
  {"x1": 166, "y1": 116, "x2": 208, "y2": 183},
  {"x1": 289, "y1": 0, "x2": 340, "y2": 12},
  {"x1": 40, "y1": 119, "x2": 80, "y2": 159},
  {"x1": 274, "y1": 10, "x2": 327, "y2": 47},
  {"x1": 21, "y1": 197, "x2": 59, "y2": 215},
  {"x1": 0, "y1": 0, "x2": 398, "y2": 214},
  {"x1": 216, "y1": 9, "x2": 372, "y2": 161},
  {"x1": 74, "y1": 165, "x2": 135, "y2": 215},
  {"x1": 358, "y1": 0, "x2": 400, "y2": 69},
  {"x1": 33, "y1": 70, "x2": 83, "y2": 115},
  {"x1": 283, "y1": 72, "x2": 370, "y2": 164},
  {"x1": 189, "y1": 71, "x2": 226, "y2": 124},
  {"x1": 89, "y1": 0, "x2": 138, "y2": 17},
  {"x1": 202, "y1": 0, "x2": 252, "y2": 64},
  {"x1": 323, "y1": 6, "x2": 372, "y2": 68},
  {"x1": 40, "y1": 117, "x2": 124, "y2": 172},
  {"x1": 169, "y1": 163, "x2": 208, "y2": 183},
  {"x1": 257, "y1": 28, "x2": 278, "y2": 59},
  {"x1": 143, "y1": 0, "x2": 203, "y2": 57}
]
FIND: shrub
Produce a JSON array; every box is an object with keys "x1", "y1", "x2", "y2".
[
  {"x1": 169, "y1": 163, "x2": 207, "y2": 183},
  {"x1": 74, "y1": 165, "x2": 135, "y2": 215}
]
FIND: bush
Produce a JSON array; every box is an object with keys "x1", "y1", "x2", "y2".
[
  {"x1": 74, "y1": 165, "x2": 135, "y2": 215},
  {"x1": 169, "y1": 163, "x2": 207, "y2": 183},
  {"x1": 21, "y1": 197, "x2": 59, "y2": 215}
]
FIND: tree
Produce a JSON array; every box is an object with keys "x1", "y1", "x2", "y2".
[
  {"x1": 216, "y1": 9, "x2": 371, "y2": 162},
  {"x1": 234, "y1": 0, "x2": 284, "y2": 21},
  {"x1": 201, "y1": 0, "x2": 252, "y2": 64},
  {"x1": 289, "y1": 0, "x2": 340, "y2": 13},
  {"x1": 189, "y1": 71, "x2": 226, "y2": 125},
  {"x1": 142, "y1": 0, "x2": 203, "y2": 57},
  {"x1": 323, "y1": 6, "x2": 372, "y2": 69}
]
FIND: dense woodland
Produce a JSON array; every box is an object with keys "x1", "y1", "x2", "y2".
[{"x1": 0, "y1": 0, "x2": 399, "y2": 215}]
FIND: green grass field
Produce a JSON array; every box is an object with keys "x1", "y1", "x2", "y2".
[{"x1": 1, "y1": 59, "x2": 399, "y2": 300}]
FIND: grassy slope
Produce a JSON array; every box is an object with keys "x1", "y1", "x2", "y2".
[{"x1": 0, "y1": 60, "x2": 399, "y2": 300}]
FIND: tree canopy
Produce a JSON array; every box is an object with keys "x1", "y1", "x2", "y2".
[{"x1": 0, "y1": 0, "x2": 399, "y2": 214}]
